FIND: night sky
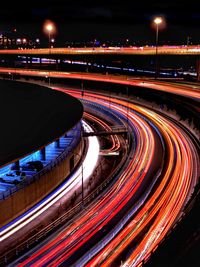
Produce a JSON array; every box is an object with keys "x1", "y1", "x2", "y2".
[{"x1": 1, "y1": 1, "x2": 200, "y2": 44}]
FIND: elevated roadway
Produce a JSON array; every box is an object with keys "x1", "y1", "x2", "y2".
[
  {"x1": 0, "y1": 46, "x2": 200, "y2": 56},
  {"x1": 0, "y1": 68, "x2": 199, "y2": 101},
  {"x1": 1, "y1": 46, "x2": 200, "y2": 80}
]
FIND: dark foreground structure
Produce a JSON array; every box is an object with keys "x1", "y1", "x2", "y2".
[
  {"x1": 0, "y1": 79, "x2": 83, "y2": 227},
  {"x1": 0, "y1": 79, "x2": 83, "y2": 166}
]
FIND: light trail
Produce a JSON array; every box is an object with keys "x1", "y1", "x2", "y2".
[
  {"x1": 16, "y1": 91, "x2": 157, "y2": 267},
  {"x1": 0, "y1": 45, "x2": 200, "y2": 55},
  {"x1": 0, "y1": 121, "x2": 100, "y2": 242},
  {"x1": 84, "y1": 106, "x2": 197, "y2": 267},
  {"x1": 84, "y1": 112, "x2": 121, "y2": 154},
  {"x1": 0, "y1": 67, "x2": 198, "y2": 266},
  {"x1": 16, "y1": 89, "x2": 199, "y2": 267},
  {"x1": 0, "y1": 68, "x2": 199, "y2": 100}
]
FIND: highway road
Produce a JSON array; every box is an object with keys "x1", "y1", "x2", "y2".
[
  {"x1": 0, "y1": 68, "x2": 199, "y2": 266},
  {"x1": 0, "y1": 100, "x2": 126, "y2": 260},
  {"x1": 9, "y1": 86, "x2": 199, "y2": 267},
  {"x1": 0, "y1": 68, "x2": 200, "y2": 101},
  {"x1": 0, "y1": 46, "x2": 200, "y2": 56},
  {"x1": 0, "y1": 120, "x2": 100, "y2": 243}
]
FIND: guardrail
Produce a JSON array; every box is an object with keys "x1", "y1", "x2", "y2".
[{"x1": 0, "y1": 122, "x2": 82, "y2": 201}]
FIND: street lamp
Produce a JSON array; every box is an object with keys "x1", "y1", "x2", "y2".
[
  {"x1": 153, "y1": 17, "x2": 163, "y2": 79},
  {"x1": 43, "y1": 20, "x2": 55, "y2": 86},
  {"x1": 44, "y1": 20, "x2": 55, "y2": 48},
  {"x1": 46, "y1": 24, "x2": 53, "y2": 48}
]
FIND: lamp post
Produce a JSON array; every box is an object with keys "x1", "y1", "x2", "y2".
[
  {"x1": 44, "y1": 20, "x2": 55, "y2": 48},
  {"x1": 44, "y1": 21, "x2": 55, "y2": 86},
  {"x1": 46, "y1": 23, "x2": 53, "y2": 48},
  {"x1": 153, "y1": 17, "x2": 163, "y2": 79}
]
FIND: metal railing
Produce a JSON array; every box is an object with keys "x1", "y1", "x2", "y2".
[{"x1": 0, "y1": 122, "x2": 82, "y2": 201}]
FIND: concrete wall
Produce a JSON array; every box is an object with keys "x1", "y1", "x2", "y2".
[{"x1": 0, "y1": 141, "x2": 82, "y2": 228}]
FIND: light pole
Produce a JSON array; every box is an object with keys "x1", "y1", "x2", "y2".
[
  {"x1": 44, "y1": 21, "x2": 55, "y2": 86},
  {"x1": 153, "y1": 17, "x2": 163, "y2": 79},
  {"x1": 44, "y1": 20, "x2": 55, "y2": 49},
  {"x1": 46, "y1": 24, "x2": 53, "y2": 48}
]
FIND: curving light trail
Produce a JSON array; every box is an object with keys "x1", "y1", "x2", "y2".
[
  {"x1": 16, "y1": 88, "x2": 199, "y2": 267},
  {"x1": 0, "y1": 68, "x2": 198, "y2": 266},
  {"x1": 0, "y1": 68, "x2": 200, "y2": 100},
  {"x1": 0, "y1": 121, "x2": 100, "y2": 242},
  {"x1": 84, "y1": 112, "x2": 121, "y2": 154},
  {"x1": 83, "y1": 104, "x2": 198, "y2": 267},
  {"x1": 0, "y1": 45, "x2": 200, "y2": 55},
  {"x1": 17, "y1": 93, "x2": 156, "y2": 267}
]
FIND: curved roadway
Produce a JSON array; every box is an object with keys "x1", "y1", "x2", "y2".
[
  {"x1": 9, "y1": 85, "x2": 199, "y2": 267},
  {"x1": 0, "y1": 68, "x2": 200, "y2": 101}
]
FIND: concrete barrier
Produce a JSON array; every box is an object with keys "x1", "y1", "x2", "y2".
[{"x1": 0, "y1": 141, "x2": 82, "y2": 227}]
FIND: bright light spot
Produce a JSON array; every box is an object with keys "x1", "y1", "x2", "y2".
[
  {"x1": 46, "y1": 24, "x2": 53, "y2": 32},
  {"x1": 154, "y1": 17, "x2": 162, "y2": 25}
]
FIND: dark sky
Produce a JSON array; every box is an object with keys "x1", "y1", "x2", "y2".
[{"x1": 1, "y1": 0, "x2": 200, "y2": 44}]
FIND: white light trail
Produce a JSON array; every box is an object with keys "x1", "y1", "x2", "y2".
[{"x1": 0, "y1": 121, "x2": 100, "y2": 241}]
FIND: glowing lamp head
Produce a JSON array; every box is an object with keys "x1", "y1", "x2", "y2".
[
  {"x1": 154, "y1": 17, "x2": 162, "y2": 25},
  {"x1": 46, "y1": 24, "x2": 53, "y2": 32}
]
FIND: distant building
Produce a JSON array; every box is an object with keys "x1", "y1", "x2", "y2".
[
  {"x1": 0, "y1": 31, "x2": 33, "y2": 49},
  {"x1": 0, "y1": 31, "x2": 18, "y2": 48}
]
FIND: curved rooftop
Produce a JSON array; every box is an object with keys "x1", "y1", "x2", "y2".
[{"x1": 0, "y1": 80, "x2": 83, "y2": 167}]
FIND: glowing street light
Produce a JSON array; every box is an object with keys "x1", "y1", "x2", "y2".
[
  {"x1": 154, "y1": 17, "x2": 162, "y2": 26},
  {"x1": 153, "y1": 16, "x2": 163, "y2": 79},
  {"x1": 46, "y1": 24, "x2": 53, "y2": 48},
  {"x1": 44, "y1": 21, "x2": 55, "y2": 48}
]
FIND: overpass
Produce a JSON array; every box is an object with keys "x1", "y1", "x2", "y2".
[
  {"x1": 0, "y1": 46, "x2": 200, "y2": 80},
  {"x1": 0, "y1": 46, "x2": 200, "y2": 56},
  {"x1": 83, "y1": 125, "x2": 127, "y2": 137}
]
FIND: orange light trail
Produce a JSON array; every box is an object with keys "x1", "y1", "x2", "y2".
[
  {"x1": 16, "y1": 87, "x2": 199, "y2": 267},
  {"x1": 0, "y1": 68, "x2": 198, "y2": 266},
  {"x1": 0, "y1": 68, "x2": 199, "y2": 100}
]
